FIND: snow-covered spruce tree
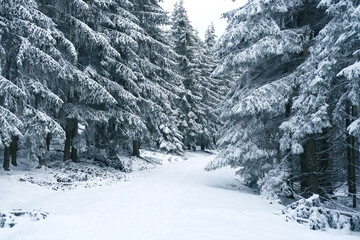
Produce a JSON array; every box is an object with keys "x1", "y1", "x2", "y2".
[
  {"x1": 0, "y1": 77, "x2": 24, "y2": 170},
  {"x1": 197, "y1": 23, "x2": 235, "y2": 150},
  {"x1": 169, "y1": 0, "x2": 204, "y2": 150},
  {"x1": 0, "y1": 18, "x2": 26, "y2": 169},
  {"x1": 86, "y1": 0, "x2": 184, "y2": 156},
  {"x1": 46, "y1": 0, "x2": 184, "y2": 160},
  {"x1": 315, "y1": 0, "x2": 360, "y2": 208},
  {"x1": 204, "y1": 23, "x2": 234, "y2": 100},
  {"x1": 130, "y1": 0, "x2": 185, "y2": 154},
  {"x1": 281, "y1": 0, "x2": 360, "y2": 206},
  {"x1": 206, "y1": 0, "x2": 325, "y2": 198},
  {"x1": 44, "y1": 0, "x2": 149, "y2": 161},
  {"x1": 0, "y1": 0, "x2": 75, "y2": 167}
]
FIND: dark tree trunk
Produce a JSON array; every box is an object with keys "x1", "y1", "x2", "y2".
[
  {"x1": 3, "y1": 146, "x2": 10, "y2": 171},
  {"x1": 300, "y1": 137, "x2": 319, "y2": 197},
  {"x1": 71, "y1": 146, "x2": 78, "y2": 163},
  {"x1": 318, "y1": 129, "x2": 333, "y2": 196},
  {"x1": 34, "y1": 93, "x2": 40, "y2": 110},
  {"x1": 346, "y1": 107, "x2": 352, "y2": 194},
  {"x1": 132, "y1": 140, "x2": 140, "y2": 157},
  {"x1": 46, "y1": 133, "x2": 51, "y2": 151},
  {"x1": 352, "y1": 106, "x2": 357, "y2": 208},
  {"x1": 38, "y1": 155, "x2": 47, "y2": 167},
  {"x1": 350, "y1": 130, "x2": 357, "y2": 208},
  {"x1": 201, "y1": 143, "x2": 205, "y2": 151},
  {"x1": 346, "y1": 103, "x2": 357, "y2": 208},
  {"x1": 10, "y1": 136, "x2": 18, "y2": 166},
  {"x1": 285, "y1": 99, "x2": 294, "y2": 193},
  {"x1": 95, "y1": 123, "x2": 101, "y2": 149},
  {"x1": 64, "y1": 118, "x2": 78, "y2": 161},
  {"x1": 64, "y1": 127, "x2": 72, "y2": 161}
]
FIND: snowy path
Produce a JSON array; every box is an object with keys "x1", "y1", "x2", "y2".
[{"x1": 1, "y1": 152, "x2": 359, "y2": 240}]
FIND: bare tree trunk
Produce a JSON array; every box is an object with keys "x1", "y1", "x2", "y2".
[
  {"x1": 346, "y1": 103, "x2": 357, "y2": 208},
  {"x1": 71, "y1": 146, "x2": 78, "y2": 163},
  {"x1": 132, "y1": 140, "x2": 140, "y2": 157},
  {"x1": 285, "y1": 99, "x2": 294, "y2": 194},
  {"x1": 350, "y1": 105, "x2": 357, "y2": 208},
  {"x1": 3, "y1": 146, "x2": 10, "y2": 171},
  {"x1": 307, "y1": 138, "x2": 319, "y2": 195},
  {"x1": 46, "y1": 133, "x2": 51, "y2": 151},
  {"x1": 38, "y1": 154, "x2": 47, "y2": 167},
  {"x1": 350, "y1": 131, "x2": 357, "y2": 208},
  {"x1": 64, "y1": 126, "x2": 72, "y2": 161},
  {"x1": 64, "y1": 118, "x2": 78, "y2": 161},
  {"x1": 346, "y1": 107, "x2": 352, "y2": 194},
  {"x1": 318, "y1": 129, "x2": 333, "y2": 196},
  {"x1": 300, "y1": 137, "x2": 319, "y2": 197},
  {"x1": 10, "y1": 136, "x2": 18, "y2": 166}
]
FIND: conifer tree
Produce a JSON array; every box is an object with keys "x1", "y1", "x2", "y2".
[
  {"x1": 206, "y1": 0, "x2": 321, "y2": 194},
  {"x1": 198, "y1": 23, "x2": 234, "y2": 150},
  {"x1": 170, "y1": 0, "x2": 203, "y2": 149},
  {"x1": 131, "y1": 0, "x2": 185, "y2": 153},
  {"x1": 0, "y1": 0, "x2": 70, "y2": 166},
  {"x1": 281, "y1": 0, "x2": 360, "y2": 205},
  {"x1": 45, "y1": 0, "x2": 146, "y2": 160}
]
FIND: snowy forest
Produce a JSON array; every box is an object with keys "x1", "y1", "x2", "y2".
[{"x1": 1, "y1": 0, "x2": 360, "y2": 239}]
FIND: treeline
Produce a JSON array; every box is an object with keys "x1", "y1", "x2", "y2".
[
  {"x1": 0, "y1": 0, "x2": 230, "y2": 169},
  {"x1": 207, "y1": 0, "x2": 360, "y2": 208}
]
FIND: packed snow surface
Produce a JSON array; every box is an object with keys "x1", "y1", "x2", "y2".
[{"x1": 0, "y1": 152, "x2": 359, "y2": 240}]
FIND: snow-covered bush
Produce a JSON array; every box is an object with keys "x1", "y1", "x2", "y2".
[
  {"x1": 258, "y1": 168, "x2": 292, "y2": 202},
  {"x1": 17, "y1": 160, "x2": 126, "y2": 191},
  {"x1": 283, "y1": 195, "x2": 360, "y2": 231},
  {"x1": 0, "y1": 209, "x2": 48, "y2": 228}
]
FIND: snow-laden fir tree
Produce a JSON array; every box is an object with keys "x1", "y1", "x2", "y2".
[
  {"x1": 169, "y1": 0, "x2": 205, "y2": 150},
  {"x1": 0, "y1": 17, "x2": 25, "y2": 163},
  {"x1": 44, "y1": 0, "x2": 187, "y2": 160},
  {"x1": 197, "y1": 23, "x2": 235, "y2": 150},
  {"x1": 44, "y1": 0, "x2": 149, "y2": 161},
  {"x1": 281, "y1": 0, "x2": 360, "y2": 205},
  {"x1": 204, "y1": 23, "x2": 234, "y2": 99},
  {"x1": 0, "y1": 0, "x2": 74, "y2": 167},
  {"x1": 130, "y1": 0, "x2": 185, "y2": 154},
  {"x1": 206, "y1": 0, "x2": 324, "y2": 197}
]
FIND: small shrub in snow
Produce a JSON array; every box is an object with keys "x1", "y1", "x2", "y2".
[
  {"x1": 0, "y1": 209, "x2": 48, "y2": 228},
  {"x1": 282, "y1": 195, "x2": 360, "y2": 231},
  {"x1": 17, "y1": 160, "x2": 126, "y2": 191},
  {"x1": 258, "y1": 168, "x2": 292, "y2": 203}
]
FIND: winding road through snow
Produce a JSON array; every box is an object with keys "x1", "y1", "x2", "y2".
[{"x1": 1, "y1": 152, "x2": 359, "y2": 240}]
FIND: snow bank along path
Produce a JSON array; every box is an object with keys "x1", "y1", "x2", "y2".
[{"x1": 1, "y1": 152, "x2": 359, "y2": 240}]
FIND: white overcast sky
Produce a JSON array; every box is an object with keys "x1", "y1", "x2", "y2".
[{"x1": 160, "y1": 0, "x2": 247, "y2": 39}]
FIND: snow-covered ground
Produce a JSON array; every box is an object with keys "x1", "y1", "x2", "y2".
[{"x1": 0, "y1": 152, "x2": 359, "y2": 240}]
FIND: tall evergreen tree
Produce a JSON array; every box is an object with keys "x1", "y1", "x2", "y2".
[
  {"x1": 0, "y1": 0, "x2": 72, "y2": 166},
  {"x1": 206, "y1": 0, "x2": 325, "y2": 196},
  {"x1": 131, "y1": 0, "x2": 185, "y2": 154},
  {"x1": 170, "y1": 0, "x2": 204, "y2": 150},
  {"x1": 198, "y1": 23, "x2": 235, "y2": 150},
  {"x1": 45, "y1": 0, "x2": 149, "y2": 160},
  {"x1": 281, "y1": 0, "x2": 360, "y2": 205}
]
